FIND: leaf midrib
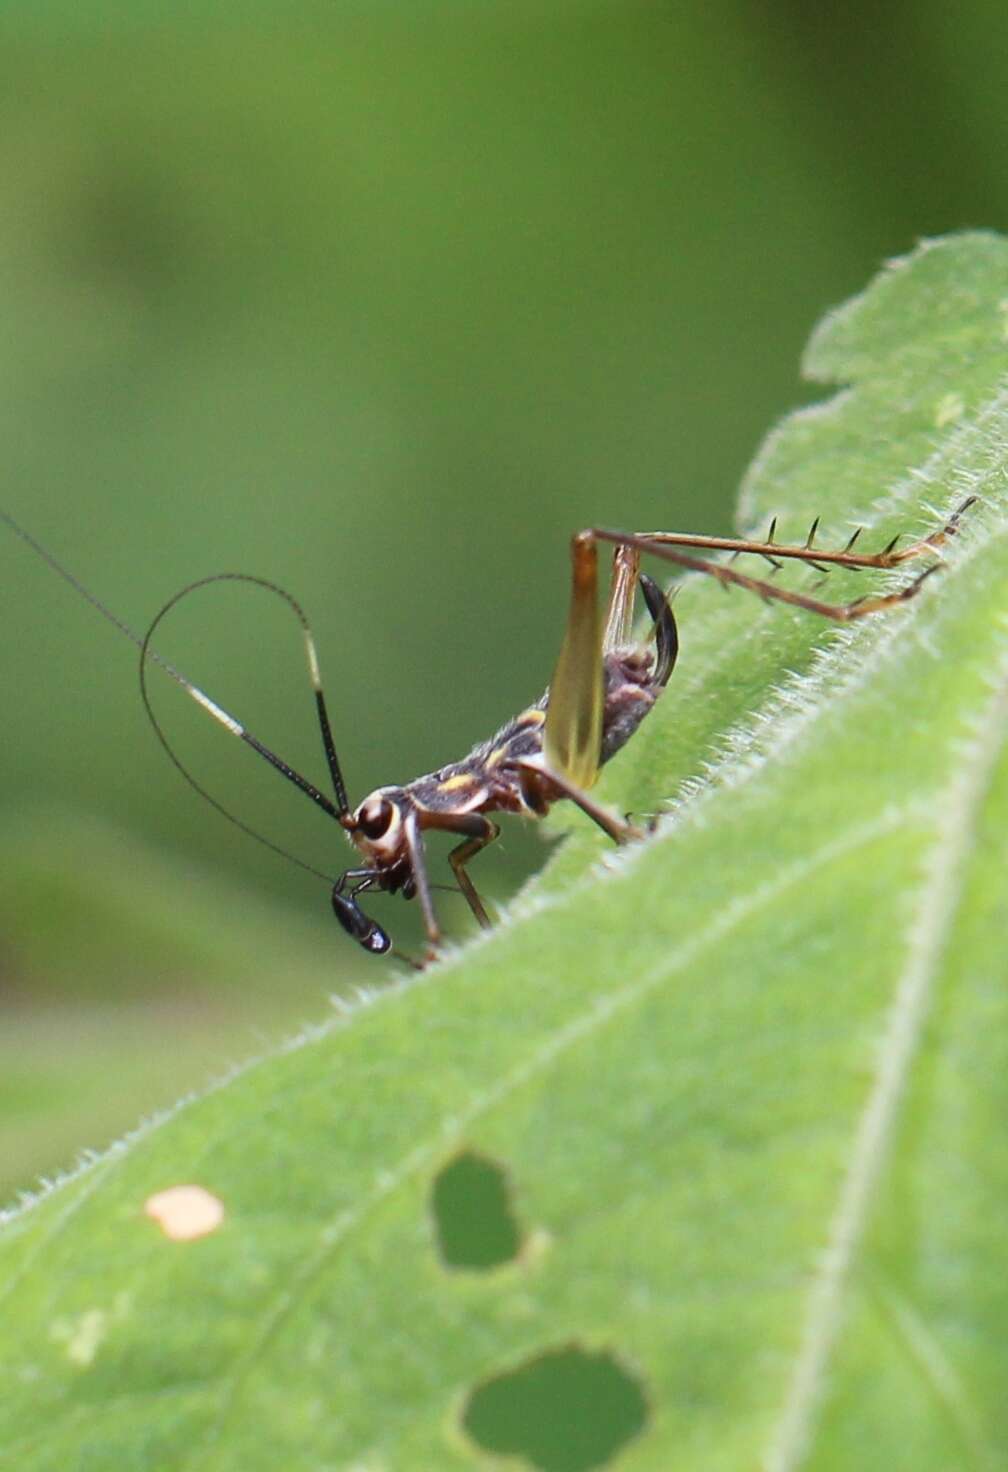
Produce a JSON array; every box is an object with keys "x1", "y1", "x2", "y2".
[{"x1": 762, "y1": 611, "x2": 1008, "y2": 1472}]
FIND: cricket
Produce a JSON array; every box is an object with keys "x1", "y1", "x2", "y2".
[{"x1": 2, "y1": 499, "x2": 974, "y2": 965}]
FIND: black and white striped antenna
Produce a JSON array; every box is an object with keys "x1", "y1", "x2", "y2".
[{"x1": 2, "y1": 507, "x2": 351, "y2": 885}]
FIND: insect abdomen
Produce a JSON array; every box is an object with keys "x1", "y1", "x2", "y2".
[{"x1": 599, "y1": 650, "x2": 663, "y2": 764}]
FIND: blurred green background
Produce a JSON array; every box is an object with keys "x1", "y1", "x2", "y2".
[{"x1": 2, "y1": 0, "x2": 1006, "y2": 1203}]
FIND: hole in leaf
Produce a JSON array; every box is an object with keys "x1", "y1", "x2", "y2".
[
  {"x1": 461, "y1": 1344, "x2": 649, "y2": 1472},
  {"x1": 431, "y1": 1149, "x2": 522, "y2": 1270}
]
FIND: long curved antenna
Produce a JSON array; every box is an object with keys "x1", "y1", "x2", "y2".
[
  {"x1": 3, "y1": 507, "x2": 352, "y2": 881},
  {"x1": 139, "y1": 572, "x2": 350, "y2": 815},
  {"x1": 138, "y1": 592, "x2": 338, "y2": 884},
  {"x1": 138, "y1": 575, "x2": 353, "y2": 871},
  {"x1": 2, "y1": 507, "x2": 190, "y2": 685}
]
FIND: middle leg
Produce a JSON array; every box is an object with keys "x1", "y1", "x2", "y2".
[{"x1": 418, "y1": 809, "x2": 501, "y2": 930}]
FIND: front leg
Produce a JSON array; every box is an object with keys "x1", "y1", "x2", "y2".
[{"x1": 403, "y1": 807, "x2": 442, "y2": 959}]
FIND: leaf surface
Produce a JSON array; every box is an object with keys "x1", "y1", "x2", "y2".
[{"x1": 2, "y1": 233, "x2": 1007, "y2": 1471}]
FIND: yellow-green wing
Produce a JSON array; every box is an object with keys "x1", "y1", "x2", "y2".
[{"x1": 544, "y1": 534, "x2": 604, "y2": 789}]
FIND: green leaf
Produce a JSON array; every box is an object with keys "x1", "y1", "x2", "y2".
[{"x1": 2, "y1": 231, "x2": 1007, "y2": 1471}]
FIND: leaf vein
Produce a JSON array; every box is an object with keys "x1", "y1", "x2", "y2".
[
  {"x1": 186, "y1": 804, "x2": 923, "y2": 1470},
  {"x1": 761, "y1": 616, "x2": 1008, "y2": 1472}
]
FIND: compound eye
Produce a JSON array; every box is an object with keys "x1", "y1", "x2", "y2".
[{"x1": 357, "y1": 797, "x2": 394, "y2": 841}]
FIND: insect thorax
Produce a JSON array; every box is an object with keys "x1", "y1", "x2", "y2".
[{"x1": 402, "y1": 645, "x2": 663, "y2": 815}]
